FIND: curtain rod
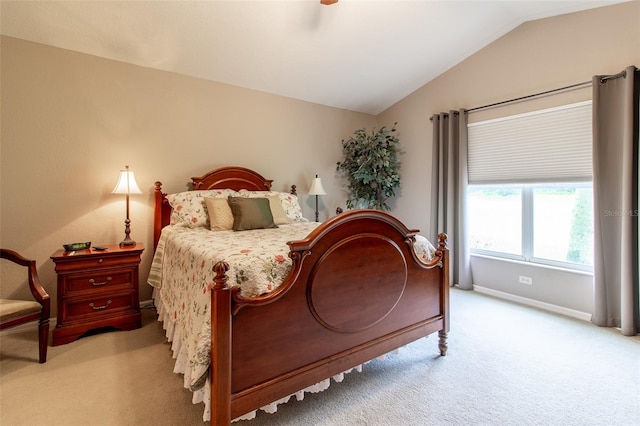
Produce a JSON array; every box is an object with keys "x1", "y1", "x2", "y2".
[
  {"x1": 430, "y1": 69, "x2": 634, "y2": 120},
  {"x1": 466, "y1": 80, "x2": 591, "y2": 113},
  {"x1": 599, "y1": 69, "x2": 627, "y2": 83}
]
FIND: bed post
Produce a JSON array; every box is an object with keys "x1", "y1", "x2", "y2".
[
  {"x1": 437, "y1": 233, "x2": 450, "y2": 356},
  {"x1": 153, "y1": 181, "x2": 165, "y2": 252},
  {"x1": 211, "y1": 261, "x2": 232, "y2": 425}
]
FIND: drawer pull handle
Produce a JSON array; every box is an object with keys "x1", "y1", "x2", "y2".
[
  {"x1": 89, "y1": 277, "x2": 112, "y2": 286},
  {"x1": 89, "y1": 300, "x2": 112, "y2": 310},
  {"x1": 98, "y1": 258, "x2": 104, "y2": 264}
]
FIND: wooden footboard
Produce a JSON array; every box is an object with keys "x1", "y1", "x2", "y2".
[{"x1": 210, "y1": 209, "x2": 449, "y2": 424}]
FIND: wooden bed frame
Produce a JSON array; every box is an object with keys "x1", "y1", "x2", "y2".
[{"x1": 153, "y1": 166, "x2": 450, "y2": 424}]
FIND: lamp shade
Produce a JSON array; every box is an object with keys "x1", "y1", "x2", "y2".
[
  {"x1": 112, "y1": 166, "x2": 142, "y2": 195},
  {"x1": 309, "y1": 176, "x2": 327, "y2": 196}
]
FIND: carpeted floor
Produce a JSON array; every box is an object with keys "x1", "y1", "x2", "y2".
[{"x1": 1, "y1": 288, "x2": 638, "y2": 425}]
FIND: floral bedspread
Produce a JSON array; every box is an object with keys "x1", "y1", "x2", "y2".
[
  {"x1": 150, "y1": 222, "x2": 321, "y2": 391},
  {"x1": 148, "y1": 222, "x2": 437, "y2": 395}
]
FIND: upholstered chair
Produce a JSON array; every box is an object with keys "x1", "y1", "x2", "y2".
[{"x1": 0, "y1": 249, "x2": 51, "y2": 363}]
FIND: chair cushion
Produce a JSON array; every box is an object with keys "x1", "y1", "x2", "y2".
[{"x1": 0, "y1": 299, "x2": 42, "y2": 322}]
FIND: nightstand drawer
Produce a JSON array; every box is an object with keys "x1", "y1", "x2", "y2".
[
  {"x1": 65, "y1": 269, "x2": 133, "y2": 294},
  {"x1": 52, "y1": 253, "x2": 140, "y2": 272},
  {"x1": 64, "y1": 292, "x2": 135, "y2": 321}
]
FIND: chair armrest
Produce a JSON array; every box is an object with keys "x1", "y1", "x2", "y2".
[{"x1": 0, "y1": 249, "x2": 50, "y2": 315}]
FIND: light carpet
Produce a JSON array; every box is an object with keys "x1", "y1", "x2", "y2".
[{"x1": 1, "y1": 288, "x2": 638, "y2": 425}]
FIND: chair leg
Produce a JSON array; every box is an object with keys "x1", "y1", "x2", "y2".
[{"x1": 38, "y1": 318, "x2": 49, "y2": 363}]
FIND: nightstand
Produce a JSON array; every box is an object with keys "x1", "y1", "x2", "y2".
[{"x1": 50, "y1": 244, "x2": 143, "y2": 346}]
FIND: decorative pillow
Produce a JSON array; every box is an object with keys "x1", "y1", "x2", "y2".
[
  {"x1": 167, "y1": 189, "x2": 237, "y2": 228},
  {"x1": 277, "y1": 192, "x2": 307, "y2": 222},
  {"x1": 236, "y1": 190, "x2": 308, "y2": 222},
  {"x1": 204, "y1": 197, "x2": 234, "y2": 231},
  {"x1": 267, "y1": 196, "x2": 290, "y2": 225},
  {"x1": 227, "y1": 197, "x2": 278, "y2": 231}
]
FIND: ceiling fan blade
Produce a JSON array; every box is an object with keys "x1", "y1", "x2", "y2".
[{"x1": 320, "y1": 0, "x2": 338, "y2": 5}]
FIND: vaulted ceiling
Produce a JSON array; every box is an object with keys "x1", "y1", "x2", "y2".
[{"x1": 0, "y1": 0, "x2": 628, "y2": 114}]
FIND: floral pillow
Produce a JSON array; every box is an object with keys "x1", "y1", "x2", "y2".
[
  {"x1": 167, "y1": 189, "x2": 238, "y2": 228},
  {"x1": 235, "y1": 190, "x2": 308, "y2": 222},
  {"x1": 278, "y1": 192, "x2": 308, "y2": 222}
]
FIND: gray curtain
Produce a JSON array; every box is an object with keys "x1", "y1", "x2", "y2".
[
  {"x1": 592, "y1": 65, "x2": 639, "y2": 336},
  {"x1": 431, "y1": 110, "x2": 472, "y2": 289}
]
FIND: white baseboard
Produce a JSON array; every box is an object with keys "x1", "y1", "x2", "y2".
[
  {"x1": 140, "y1": 299, "x2": 155, "y2": 309},
  {"x1": 473, "y1": 285, "x2": 592, "y2": 322}
]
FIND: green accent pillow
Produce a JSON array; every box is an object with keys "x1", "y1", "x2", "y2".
[{"x1": 228, "y1": 197, "x2": 278, "y2": 231}]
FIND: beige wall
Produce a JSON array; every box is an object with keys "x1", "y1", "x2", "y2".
[
  {"x1": 0, "y1": 36, "x2": 375, "y2": 310},
  {"x1": 377, "y1": 1, "x2": 640, "y2": 314}
]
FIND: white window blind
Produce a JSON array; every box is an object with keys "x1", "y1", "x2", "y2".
[{"x1": 467, "y1": 101, "x2": 592, "y2": 184}]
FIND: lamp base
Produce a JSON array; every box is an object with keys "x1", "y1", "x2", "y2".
[
  {"x1": 119, "y1": 238, "x2": 137, "y2": 248},
  {"x1": 120, "y1": 215, "x2": 136, "y2": 247}
]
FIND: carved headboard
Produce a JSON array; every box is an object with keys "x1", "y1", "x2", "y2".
[{"x1": 153, "y1": 166, "x2": 297, "y2": 251}]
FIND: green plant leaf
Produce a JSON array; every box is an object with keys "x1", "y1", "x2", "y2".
[{"x1": 336, "y1": 123, "x2": 402, "y2": 211}]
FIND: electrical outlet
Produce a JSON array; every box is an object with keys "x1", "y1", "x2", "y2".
[{"x1": 519, "y1": 275, "x2": 533, "y2": 285}]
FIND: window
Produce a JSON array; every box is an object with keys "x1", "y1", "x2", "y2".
[
  {"x1": 532, "y1": 184, "x2": 593, "y2": 267},
  {"x1": 469, "y1": 183, "x2": 593, "y2": 270},
  {"x1": 468, "y1": 186, "x2": 522, "y2": 256},
  {"x1": 467, "y1": 102, "x2": 593, "y2": 271}
]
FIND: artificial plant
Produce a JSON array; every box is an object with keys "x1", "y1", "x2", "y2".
[{"x1": 336, "y1": 122, "x2": 401, "y2": 211}]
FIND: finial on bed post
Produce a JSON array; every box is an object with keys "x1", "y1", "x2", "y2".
[
  {"x1": 212, "y1": 261, "x2": 230, "y2": 290},
  {"x1": 290, "y1": 184, "x2": 297, "y2": 196},
  {"x1": 437, "y1": 233, "x2": 448, "y2": 250}
]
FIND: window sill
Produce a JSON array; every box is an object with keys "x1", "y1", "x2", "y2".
[{"x1": 470, "y1": 253, "x2": 594, "y2": 277}]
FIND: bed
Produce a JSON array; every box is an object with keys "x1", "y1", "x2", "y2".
[{"x1": 150, "y1": 166, "x2": 450, "y2": 424}]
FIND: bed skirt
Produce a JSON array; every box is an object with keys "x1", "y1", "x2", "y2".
[{"x1": 153, "y1": 287, "x2": 388, "y2": 422}]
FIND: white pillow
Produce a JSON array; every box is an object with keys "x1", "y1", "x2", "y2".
[
  {"x1": 236, "y1": 190, "x2": 308, "y2": 222},
  {"x1": 267, "y1": 195, "x2": 290, "y2": 225}
]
